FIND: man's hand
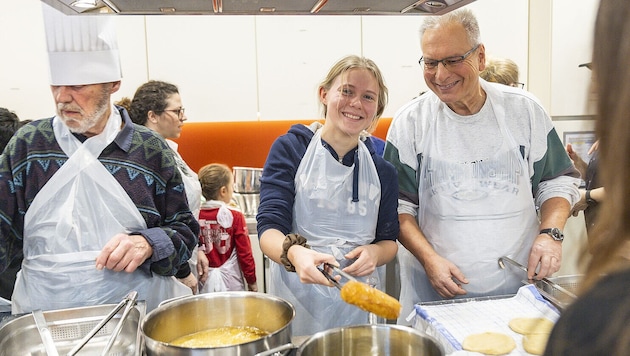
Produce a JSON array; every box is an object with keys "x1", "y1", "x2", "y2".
[
  {"x1": 96, "y1": 233, "x2": 152, "y2": 273},
  {"x1": 527, "y1": 234, "x2": 562, "y2": 280},
  {"x1": 423, "y1": 253, "x2": 469, "y2": 299}
]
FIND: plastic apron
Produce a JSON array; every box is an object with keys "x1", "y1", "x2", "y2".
[
  {"x1": 398, "y1": 100, "x2": 539, "y2": 323},
  {"x1": 167, "y1": 139, "x2": 202, "y2": 278},
  {"x1": 12, "y1": 114, "x2": 190, "y2": 313},
  {"x1": 269, "y1": 128, "x2": 382, "y2": 336},
  {"x1": 199, "y1": 201, "x2": 244, "y2": 292},
  {"x1": 201, "y1": 249, "x2": 242, "y2": 293}
]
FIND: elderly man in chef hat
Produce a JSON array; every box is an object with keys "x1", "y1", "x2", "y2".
[{"x1": 0, "y1": 4, "x2": 199, "y2": 314}]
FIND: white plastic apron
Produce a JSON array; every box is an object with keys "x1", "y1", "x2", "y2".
[
  {"x1": 13, "y1": 113, "x2": 190, "y2": 313},
  {"x1": 167, "y1": 139, "x2": 201, "y2": 219},
  {"x1": 199, "y1": 201, "x2": 244, "y2": 292},
  {"x1": 201, "y1": 248, "x2": 243, "y2": 293},
  {"x1": 398, "y1": 100, "x2": 539, "y2": 322},
  {"x1": 167, "y1": 139, "x2": 202, "y2": 278},
  {"x1": 269, "y1": 129, "x2": 382, "y2": 336}
]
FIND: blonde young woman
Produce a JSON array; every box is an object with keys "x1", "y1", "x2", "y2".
[{"x1": 256, "y1": 55, "x2": 399, "y2": 336}]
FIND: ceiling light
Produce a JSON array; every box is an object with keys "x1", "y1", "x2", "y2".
[
  {"x1": 310, "y1": 0, "x2": 328, "y2": 14},
  {"x1": 70, "y1": 0, "x2": 97, "y2": 8}
]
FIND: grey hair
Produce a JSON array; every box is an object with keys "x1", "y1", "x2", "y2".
[{"x1": 419, "y1": 8, "x2": 481, "y2": 47}]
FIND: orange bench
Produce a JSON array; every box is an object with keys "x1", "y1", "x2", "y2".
[{"x1": 173, "y1": 118, "x2": 392, "y2": 172}]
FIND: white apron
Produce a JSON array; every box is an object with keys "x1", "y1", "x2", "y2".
[
  {"x1": 269, "y1": 128, "x2": 382, "y2": 336},
  {"x1": 199, "y1": 202, "x2": 245, "y2": 292},
  {"x1": 398, "y1": 101, "x2": 539, "y2": 323},
  {"x1": 167, "y1": 139, "x2": 202, "y2": 279},
  {"x1": 12, "y1": 112, "x2": 190, "y2": 313},
  {"x1": 201, "y1": 249, "x2": 243, "y2": 293},
  {"x1": 167, "y1": 139, "x2": 201, "y2": 219}
]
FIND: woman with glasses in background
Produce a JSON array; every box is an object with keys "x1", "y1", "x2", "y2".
[{"x1": 125, "y1": 80, "x2": 209, "y2": 294}]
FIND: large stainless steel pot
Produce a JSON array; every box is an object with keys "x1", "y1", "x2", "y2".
[
  {"x1": 141, "y1": 292, "x2": 294, "y2": 356},
  {"x1": 297, "y1": 324, "x2": 444, "y2": 356},
  {"x1": 233, "y1": 167, "x2": 263, "y2": 193}
]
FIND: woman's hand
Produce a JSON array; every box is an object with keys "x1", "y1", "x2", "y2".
[{"x1": 289, "y1": 246, "x2": 338, "y2": 286}]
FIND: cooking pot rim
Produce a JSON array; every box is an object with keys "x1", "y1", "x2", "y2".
[
  {"x1": 141, "y1": 291, "x2": 295, "y2": 351},
  {"x1": 299, "y1": 323, "x2": 445, "y2": 354}
]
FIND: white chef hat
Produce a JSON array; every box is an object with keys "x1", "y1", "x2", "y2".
[{"x1": 42, "y1": 3, "x2": 122, "y2": 86}]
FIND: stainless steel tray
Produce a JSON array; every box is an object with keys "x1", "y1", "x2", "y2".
[{"x1": 0, "y1": 302, "x2": 145, "y2": 356}]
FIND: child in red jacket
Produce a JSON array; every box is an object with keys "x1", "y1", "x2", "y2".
[{"x1": 198, "y1": 163, "x2": 257, "y2": 292}]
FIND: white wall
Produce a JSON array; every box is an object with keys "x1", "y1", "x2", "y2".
[{"x1": 3, "y1": 0, "x2": 531, "y2": 122}]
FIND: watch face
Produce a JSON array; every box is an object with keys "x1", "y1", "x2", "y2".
[
  {"x1": 542, "y1": 228, "x2": 564, "y2": 241},
  {"x1": 551, "y1": 228, "x2": 564, "y2": 241}
]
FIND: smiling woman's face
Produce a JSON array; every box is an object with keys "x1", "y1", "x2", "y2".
[{"x1": 319, "y1": 68, "x2": 379, "y2": 138}]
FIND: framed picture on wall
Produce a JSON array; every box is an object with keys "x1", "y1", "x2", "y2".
[{"x1": 563, "y1": 131, "x2": 596, "y2": 163}]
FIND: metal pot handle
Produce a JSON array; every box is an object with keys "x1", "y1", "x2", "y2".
[{"x1": 254, "y1": 343, "x2": 296, "y2": 356}]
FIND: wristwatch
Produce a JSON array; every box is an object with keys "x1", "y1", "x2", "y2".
[
  {"x1": 540, "y1": 228, "x2": 564, "y2": 242},
  {"x1": 586, "y1": 190, "x2": 598, "y2": 206}
]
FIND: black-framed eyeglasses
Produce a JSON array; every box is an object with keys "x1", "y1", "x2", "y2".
[
  {"x1": 511, "y1": 82, "x2": 525, "y2": 89},
  {"x1": 163, "y1": 107, "x2": 185, "y2": 119},
  {"x1": 419, "y1": 44, "x2": 480, "y2": 71}
]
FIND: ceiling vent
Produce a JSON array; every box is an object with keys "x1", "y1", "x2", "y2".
[{"x1": 41, "y1": 0, "x2": 476, "y2": 16}]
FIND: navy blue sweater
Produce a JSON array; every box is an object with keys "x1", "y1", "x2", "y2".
[{"x1": 256, "y1": 123, "x2": 399, "y2": 244}]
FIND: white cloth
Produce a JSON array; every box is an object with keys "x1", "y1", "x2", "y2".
[
  {"x1": 12, "y1": 109, "x2": 189, "y2": 313},
  {"x1": 269, "y1": 128, "x2": 382, "y2": 336},
  {"x1": 396, "y1": 91, "x2": 539, "y2": 323},
  {"x1": 42, "y1": 3, "x2": 122, "y2": 86}
]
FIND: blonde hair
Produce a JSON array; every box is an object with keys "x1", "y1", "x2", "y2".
[
  {"x1": 480, "y1": 57, "x2": 520, "y2": 86},
  {"x1": 198, "y1": 163, "x2": 232, "y2": 201},
  {"x1": 581, "y1": 0, "x2": 630, "y2": 293},
  {"x1": 318, "y1": 55, "x2": 388, "y2": 133}
]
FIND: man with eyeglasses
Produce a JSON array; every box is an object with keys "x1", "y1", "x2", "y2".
[{"x1": 383, "y1": 8, "x2": 581, "y2": 323}]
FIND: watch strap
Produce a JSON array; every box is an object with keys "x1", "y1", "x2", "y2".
[{"x1": 586, "y1": 189, "x2": 597, "y2": 205}]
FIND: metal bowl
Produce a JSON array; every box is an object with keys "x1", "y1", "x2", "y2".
[
  {"x1": 297, "y1": 324, "x2": 444, "y2": 356},
  {"x1": 233, "y1": 167, "x2": 263, "y2": 193}
]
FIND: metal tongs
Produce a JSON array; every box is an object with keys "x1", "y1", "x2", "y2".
[
  {"x1": 498, "y1": 256, "x2": 577, "y2": 299},
  {"x1": 67, "y1": 291, "x2": 138, "y2": 356},
  {"x1": 32, "y1": 309, "x2": 59, "y2": 356},
  {"x1": 317, "y1": 263, "x2": 357, "y2": 289}
]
